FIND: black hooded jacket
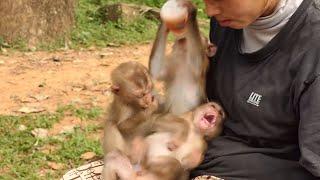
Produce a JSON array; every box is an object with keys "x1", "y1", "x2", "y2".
[{"x1": 191, "y1": 0, "x2": 320, "y2": 179}]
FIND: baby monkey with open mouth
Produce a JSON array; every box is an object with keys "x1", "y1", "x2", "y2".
[{"x1": 104, "y1": 102, "x2": 225, "y2": 180}]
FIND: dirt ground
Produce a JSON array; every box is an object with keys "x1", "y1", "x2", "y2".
[{"x1": 0, "y1": 44, "x2": 152, "y2": 115}]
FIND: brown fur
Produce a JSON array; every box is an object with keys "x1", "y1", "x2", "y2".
[
  {"x1": 103, "y1": 102, "x2": 225, "y2": 180},
  {"x1": 102, "y1": 61, "x2": 159, "y2": 180},
  {"x1": 149, "y1": 0, "x2": 216, "y2": 115},
  {"x1": 145, "y1": 102, "x2": 225, "y2": 170},
  {"x1": 102, "y1": 60, "x2": 195, "y2": 179},
  {"x1": 104, "y1": 151, "x2": 188, "y2": 180}
]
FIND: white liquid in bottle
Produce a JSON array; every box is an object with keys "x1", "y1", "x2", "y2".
[{"x1": 160, "y1": 0, "x2": 188, "y2": 35}]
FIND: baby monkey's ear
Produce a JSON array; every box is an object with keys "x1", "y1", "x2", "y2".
[
  {"x1": 111, "y1": 85, "x2": 120, "y2": 94},
  {"x1": 219, "y1": 108, "x2": 226, "y2": 119}
]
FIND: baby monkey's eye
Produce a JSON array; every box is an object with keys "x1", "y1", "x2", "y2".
[
  {"x1": 210, "y1": 103, "x2": 217, "y2": 109},
  {"x1": 137, "y1": 94, "x2": 144, "y2": 98},
  {"x1": 131, "y1": 89, "x2": 144, "y2": 98}
]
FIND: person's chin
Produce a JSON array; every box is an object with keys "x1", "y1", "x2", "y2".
[
  {"x1": 219, "y1": 20, "x2": 246, "y2": 29},
  {"x1": 219, "y1": 20, "x2": 232, "y2": 27}
]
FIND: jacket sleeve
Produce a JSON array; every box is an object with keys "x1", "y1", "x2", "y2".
[{"x1": 298, "y1": 74, "x2": 320, "y2": 177}]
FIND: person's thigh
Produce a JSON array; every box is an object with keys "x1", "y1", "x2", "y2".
[{"x1": 191, "y1": 153, "x2": 315, "y2": 180}]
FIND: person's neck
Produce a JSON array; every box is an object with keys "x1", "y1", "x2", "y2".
[{"x1": 261, "y1": 0, "x2": 280, "y2": 16}]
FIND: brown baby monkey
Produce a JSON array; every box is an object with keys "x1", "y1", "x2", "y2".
[
  {"x1": 103, "y1": 61, "x2": 198, "y2": 180},
  {"x1": 102, "y1": 61, "x2": 159, "y2": 179},
  {"x1": 145, "y1": 102, "x2": 225, "y2": 170},
  {"x1": 149, "y1": 0, "x2": 217, "y2": 115},
  {"x1": 104, "y1": 102, "x2": 225, "y2": 180}
]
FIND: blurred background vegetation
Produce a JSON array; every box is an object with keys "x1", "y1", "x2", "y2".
[
  {"x1": 71, "y1": 0, "x2": 209, "y2": 48},
  {"x1": 0, "y1": 0, "x2": 209, "y2": 50}
]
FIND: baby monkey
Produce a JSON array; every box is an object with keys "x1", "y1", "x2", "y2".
[
  {"x1": 102, "y1": 61, "x2": 159, "y2": 179},
  {"x1": 146, "y1": 102, "x2": 225, "y2": 170},
  {"x1": 149, "y1": 0, "x2": 217, "y2": 115},
  {"x1": 104, "y1": 102, "x2": 225, "y2": 180}
]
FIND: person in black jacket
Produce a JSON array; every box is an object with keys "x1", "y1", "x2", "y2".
[{"x1": 191, "y1": 0, "x2": 320, "y2": 179}]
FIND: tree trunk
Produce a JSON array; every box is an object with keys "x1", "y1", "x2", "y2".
[{"x1": 0, "y1": 0, "x2": 75, "y2": 48}]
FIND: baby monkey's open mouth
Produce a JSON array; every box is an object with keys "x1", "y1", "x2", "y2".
[
  {"x1": 200, "y1": 113, "x2": 216, "y2": 129},
  {"x1": 204, "y1": 114, "x2": 215, "y2": 124}
]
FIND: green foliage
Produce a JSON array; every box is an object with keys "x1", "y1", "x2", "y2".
[
  {"x1": 103, "y1": 0, "x2": 205, "y2": 9},
  {"x1": 10, "y1": 37, "x2": 28, "y2": 51},
  {"x1": 114, "y1": 0, "x2": 166, "y2": 7},
  {"x1": 56, "y1": 105, "x2": 102, "y2": 120},
  {"x1": 0, "y1": 37, "x2": 4, "y2": 47},
  {"x1": 0, "y1": 106, "x2": 103, "y2": 179},
  {"x1": 3, "y1": 0, "x2": 210, "y2": 51},
  {"x1": 36, "y1": 37, "x2": 67, "y2": 52},
  {"x1": 56, "y1": 128, "x2": 103, "y2": 164},
  {"x1": 70, "y1": 0, "x2": 209, "y2": 48},
  {"x1": 71, "y1": 16, "x2": 159, "y2": 48},
  {"x1": 70, "y1": 0, "x2": 160, "y2": 48},
  {"x1": 86, "y1": 0, "x2": 166, "y2": 8}
]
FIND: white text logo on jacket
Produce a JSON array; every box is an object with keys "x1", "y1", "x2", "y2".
[{"x1": 247, "y1": 92, "x2": 262, "y2": 107}]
